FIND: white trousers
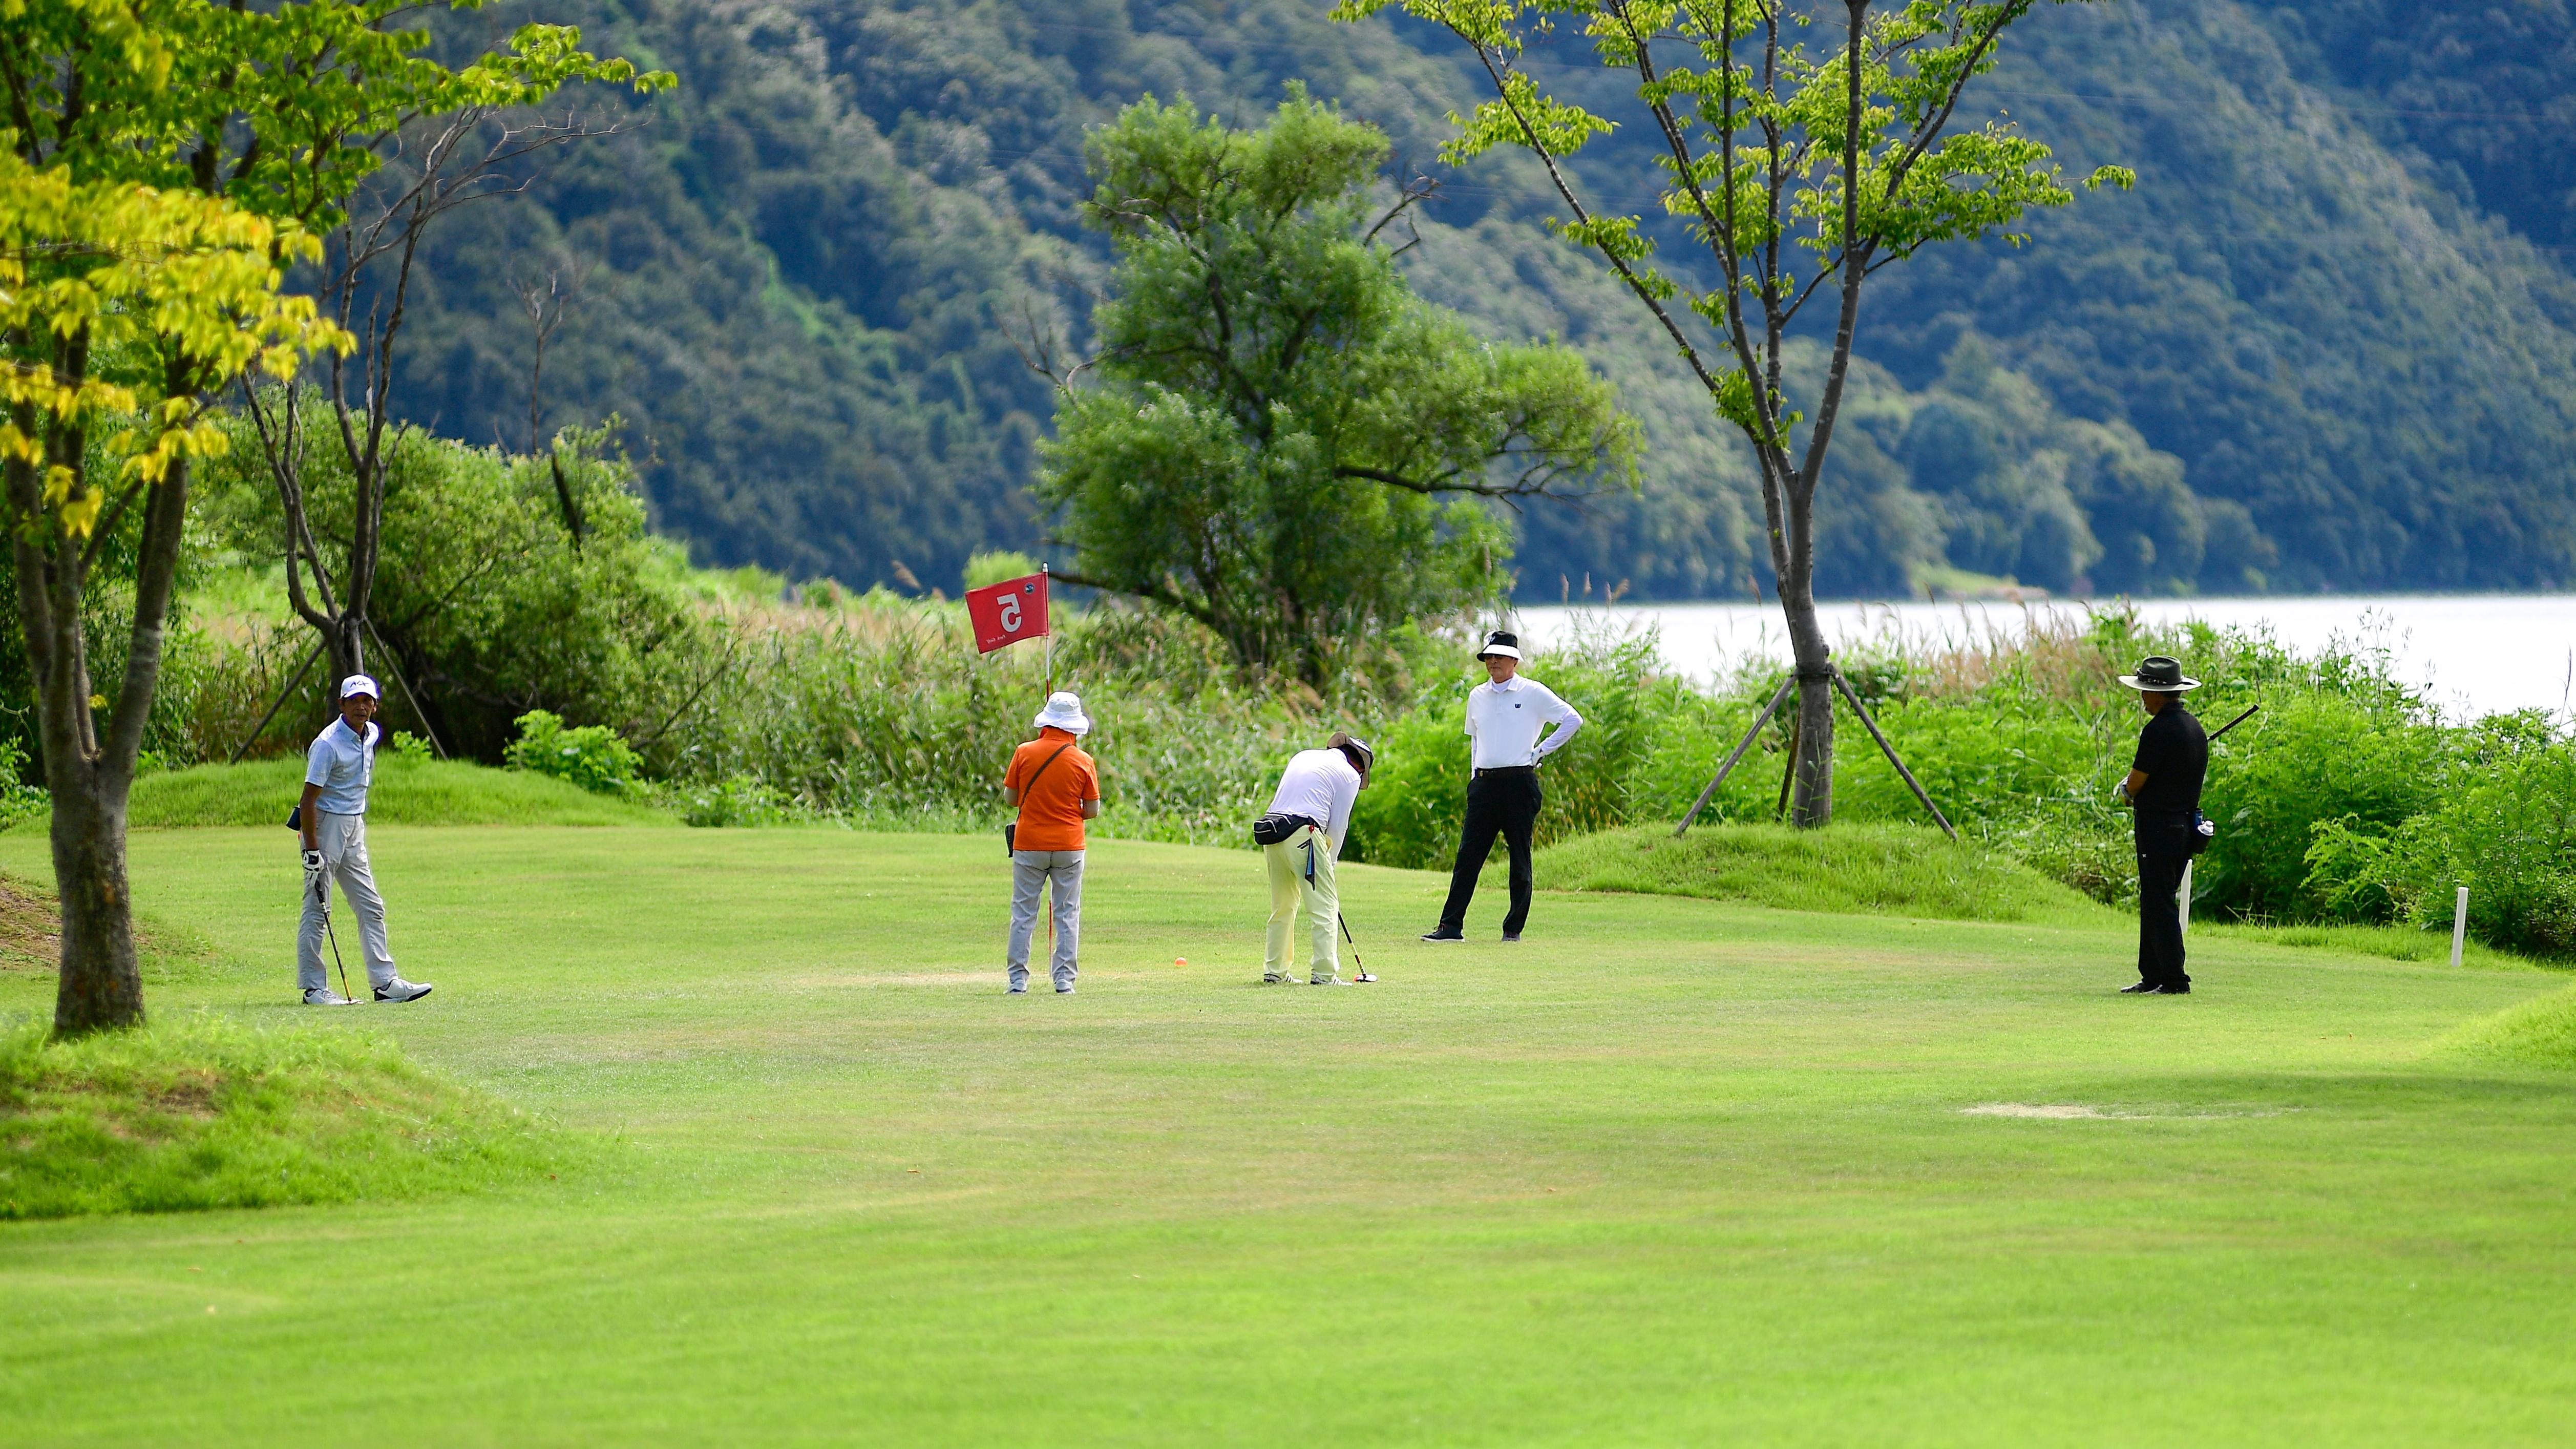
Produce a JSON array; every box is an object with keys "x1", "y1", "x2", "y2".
[
  {"x1": 298, "y1": 810, "x2": 397, "y2": 992},
  {"x1": 1007, "y1": 849, "x2": 1083, "y2": 991},
  {"x1": 1263, "y1": 825, "x2": 1340, "y2": 983}
]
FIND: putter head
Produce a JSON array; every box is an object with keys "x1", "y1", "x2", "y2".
[{"x1": 1355, "y1": 971, "x2": 1377, "y2": 982}]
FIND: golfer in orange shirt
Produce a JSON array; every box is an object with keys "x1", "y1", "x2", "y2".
[{"x1": 1002, "y1": 691, "x2": 1102, "y2": 994}]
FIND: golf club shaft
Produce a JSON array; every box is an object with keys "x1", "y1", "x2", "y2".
[
  {"x1": 2209, "y1": 703, "x2": 2261, "y2": 743},
  {"x1": 1338, "y1": 912, "x2": 1373, "y2": 980},
  {"x1": 316, "y1": 871, "x2": 352, "y2": 1000}
]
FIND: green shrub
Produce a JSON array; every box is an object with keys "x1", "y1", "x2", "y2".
[
  {"x1": 665, "y1": 774, "x2": 796, "y2": 828},
  {"x1": 506, "y1": 710, "x2": 642, "y2": 795},
  {"x1": 2304, "y1": 713, "x2": 2576, "y2": 956},
  {"x1": 0, "y1": 738, "x2": 46, "y2": 832}
]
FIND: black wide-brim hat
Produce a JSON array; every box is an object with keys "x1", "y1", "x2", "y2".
[{"x1": 2117, "y1": 655, "x2": 2201, "y2": 692}]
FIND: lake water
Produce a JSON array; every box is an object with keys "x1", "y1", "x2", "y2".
[{"x1": 1512, "y1": 595, "x2": 2576, "y2": 721}]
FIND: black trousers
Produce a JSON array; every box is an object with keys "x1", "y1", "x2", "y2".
[
  {"x1": 1439, "y1": 768, "x2": 1542, "y2": 934},
  {"x1": 2136, "y1": 845, "x2": 2192, "y2": 988}
]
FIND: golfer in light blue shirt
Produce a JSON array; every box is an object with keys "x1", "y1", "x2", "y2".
[{"x1": 298, "y1": 675, "x2": 432, "y2": 1005}]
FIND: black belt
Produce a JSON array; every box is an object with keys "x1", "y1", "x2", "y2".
[{"x1": 1473, "y1": 765, "x2": 1536, "y2": 779}]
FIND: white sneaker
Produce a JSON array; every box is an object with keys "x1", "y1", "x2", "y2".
[
  {"x1": 303, "y1": 986, "x2": 355, "y2": 1006},
  {"x1": 373, "y1": 977, "x2": 434, "y2": 1003}
]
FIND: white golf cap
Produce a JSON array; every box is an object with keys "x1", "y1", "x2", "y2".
[
  {"x1": 340, "y1": 674, "x2": 380, "y2": 699},
  {"x1": 1032, "y1": 691, "x2": 1091, "y2": 736},
  {"x1": 1477, "y1": 629, "x2": 1522, "y2": 660}
]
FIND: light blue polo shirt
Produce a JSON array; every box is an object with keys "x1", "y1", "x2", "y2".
[{"x1": 304, "y1": 718, "x2": 379, "y2": 815}]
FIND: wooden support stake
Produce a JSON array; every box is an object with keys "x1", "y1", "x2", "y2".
[
  {"x1": 1773, "y1": 707, "x2": 1802, "y2": 822},
  {"x1": 1830, "y1": 665, "x2": 1957, "y2": 842},
  {"x1": 227, "y1": 639, "x2": 325, "y2": 765},
  {"x1": 1675, "y1": 676, "x2": 1795, "y2": 837},
  {"x1": 363, "y1": 616, "x2": 448, "y2": 760}
]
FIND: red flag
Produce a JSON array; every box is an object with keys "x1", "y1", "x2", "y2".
[{"x1": 964, "y1": 571, "x2": 1050, "y2": 654}]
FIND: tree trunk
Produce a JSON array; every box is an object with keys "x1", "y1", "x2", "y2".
[
  {"x1": 1783, "y1": 602, "x2": 1835, "y2": 827},
  {"x1": 1777, "y1": 483, "x2": 1834, "y2": 827},
  {"x1": 325, "y1": 612, "x2": 366, "y2": 692},
  {"x1": 48, "y1": 766, "x2": 141, "y2": 1035},
  {"x1": 15, "y1": 415, "x2": 194, "y2": 1036}
]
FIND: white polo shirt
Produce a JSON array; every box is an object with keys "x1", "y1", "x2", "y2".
[
  {"x1": 1466, "y1": 674, "x2": 1582, "y2": 769},
  {"x1": 1265, "y1": 748, "x2": 1362, "y2": 854},
  {"x1": 304, "y1": 718, "x2": 379, "y2": 815}
]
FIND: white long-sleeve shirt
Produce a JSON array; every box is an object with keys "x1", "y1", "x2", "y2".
[
  {"x1": 1466, "y1": 674, "x2": 1582, "y2": 769},
  {"x1": 1265, "y1": 748, "x2": 1363, "y2": 854}
]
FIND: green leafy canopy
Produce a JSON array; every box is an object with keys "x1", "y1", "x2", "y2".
[
  {"x1": 1335, "y1": 0, "x2": 2128, "y2": 454},
  {"x1": 1038, "y1": 89, "x2": 1641, "y2": 683}
]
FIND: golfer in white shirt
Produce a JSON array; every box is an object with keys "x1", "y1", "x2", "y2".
[
  {"x1": 1256, "y1": 733, "x2": 1372, "y2": 985},
  {"x1": 298, "y1": 675, "x2": 433, "y2": 1004},
  {"x1": 1421, "y1": 631, "x2": 1581, "y2": 942}
]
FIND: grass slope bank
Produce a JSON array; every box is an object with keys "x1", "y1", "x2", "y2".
[
  {"x1": 2436, "y1": 983, "x2": 2576, "y2": 1069},
  {"x1": 0, "y1": 1015, "x2": 565, "y2": 1220},
  {"x1": 1534, "y1": 822, "x2": 2112, "y2": 922},
  {"x1": 122, "y1": 757, "x2": 661, "y2": 829}
]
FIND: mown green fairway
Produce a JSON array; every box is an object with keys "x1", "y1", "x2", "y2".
[{"x1": 2, "y1": 826, "x2": 2571, "y2": 1445}]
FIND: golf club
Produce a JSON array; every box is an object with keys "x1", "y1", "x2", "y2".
[
  {"x1": 2209, "y1": 702, "x2": 2261, "y2": 743},
  {"x1": 312, "y1": 859, "x2": 354, "y2": 1002},
  {"x1": 1338, "y1": 912, "x2": 1375, "y2": 983}
]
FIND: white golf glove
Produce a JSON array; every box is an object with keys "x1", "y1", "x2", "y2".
[{"x1": 302, "y1": 848, "x2": 325, "y2": 890}]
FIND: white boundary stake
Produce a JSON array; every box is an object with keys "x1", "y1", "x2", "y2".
[
  {"x1": 2178, "y1": 860, "x2": 2193, "y2": 939},
  {"x1": 2451, "y1": 885, "x2": 2471, "y2": 969}
]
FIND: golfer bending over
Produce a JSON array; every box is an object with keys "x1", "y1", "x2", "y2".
[
  {"x1": 1255, "y1": 733, "x2": 1373, "y2": 985},
  {"x1": 1003, "y1": 691, "x2": 1101, "y2": 995},
  {"x1": 1422, "y1": 629, "x2": 1580, "y2": 943},
  {"x1": 298, "y1": 675, "x2": 432, "y2": 1005}
]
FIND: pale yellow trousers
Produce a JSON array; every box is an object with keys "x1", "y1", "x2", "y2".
[{"x1": 1263, "y1": 824, "x2": 1340, "y2": 983}]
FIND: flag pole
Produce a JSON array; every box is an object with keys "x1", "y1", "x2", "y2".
[{"x1": 1042, "y1": 563, "x2": 1053, "y2": 694}]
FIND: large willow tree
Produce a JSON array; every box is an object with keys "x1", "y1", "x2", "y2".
[
  {"x1": 1038, "y1": 90, "x2": 1640, "y2": 685},
  {"x1": 1338, "y1": 0, "x2": 2130, "y2": 821}
]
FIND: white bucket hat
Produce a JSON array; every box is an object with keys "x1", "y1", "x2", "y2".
[
  {"x1": 1032, "y1": 691, "x2": 1091, "y2": 736},
  {"x1": 340, "y1": 674, "x2": 381, "y2": 700}
]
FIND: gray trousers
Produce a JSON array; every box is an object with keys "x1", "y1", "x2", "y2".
[
  {"x1": 298, "y1": 810, "x2": 397, "y2": 992},
  {"x1": 1007, "y1": 849, "x2": 1084, "y2": 991}
]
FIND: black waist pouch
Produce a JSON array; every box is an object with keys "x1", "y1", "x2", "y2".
[{"x1": 1252, "y1": 812, "x2": 1316, "y2": 847}]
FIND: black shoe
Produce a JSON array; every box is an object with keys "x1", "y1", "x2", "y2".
[
  {"x1": 2119, "y1": 981, "x2": 2160, "y2": 994},
  {"x1": 1420, "y1": 927, "x2": 1464, "y2": 942},
  {"x1": 1500, "y1": 933, "x2": 1522, "y2": 943},
  {"x1": 2152, "y1": 982, "x2": 2192, "y2": 995}
]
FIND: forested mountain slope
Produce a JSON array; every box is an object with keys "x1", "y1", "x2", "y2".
[{"x1": 388, "y1": 0, "x2": 2576, "y2": 599}]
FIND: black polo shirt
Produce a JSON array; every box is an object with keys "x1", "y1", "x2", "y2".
[{"x1": 2130, "y1": 700, "x2": 2207, "y2": 839}]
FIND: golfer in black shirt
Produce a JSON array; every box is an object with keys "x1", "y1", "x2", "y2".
[{"x1": 2117, "y1": 656, "x2": 2208, "y2": 995}]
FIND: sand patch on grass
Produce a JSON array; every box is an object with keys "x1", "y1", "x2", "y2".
[
  {"x1": 1965, "y1": 1103, "x2": 2109, "y2": 1119},
  {"x1": 1963, "y1": 1103, "x2": 2294, "y2": 1121}
]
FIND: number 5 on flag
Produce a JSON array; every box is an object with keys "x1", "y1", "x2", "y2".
[{"x1": 964, "y1": 570, "x2": 1051, "y2": 655}]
